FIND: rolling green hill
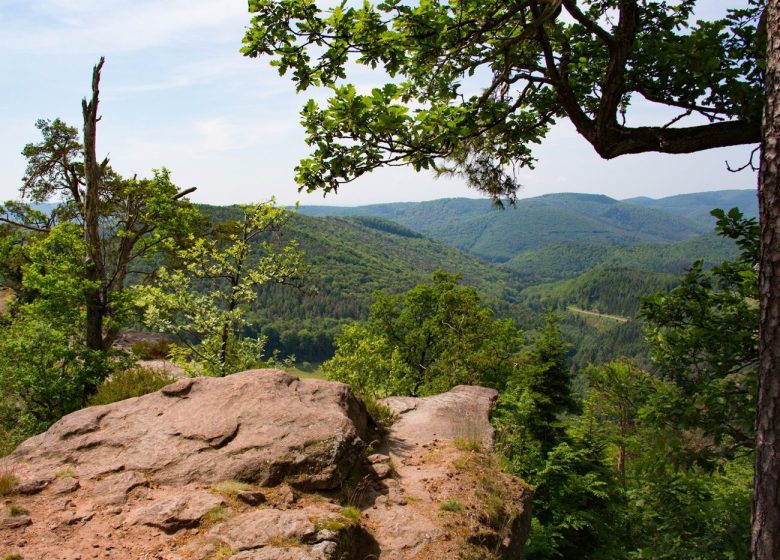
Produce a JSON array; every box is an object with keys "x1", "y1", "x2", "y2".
[
  {"x1": 300, "y1": 190, "x2": 753, "y2": 262},
  {"x1": 624, "y1": 189, "x2": 757, "y2": 227}
]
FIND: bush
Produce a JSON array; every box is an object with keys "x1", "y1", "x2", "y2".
[
  {"x1": 130, "y1": 338, "x2": 172, "y2": 360},
  {"x1": 88, "y1": 366, "x2": 175, "y2": 406}
]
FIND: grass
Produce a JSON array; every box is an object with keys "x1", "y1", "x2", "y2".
[
  {"x1": 89, "y1": 366, "x2": 175, "y2": 406},
  {"x1": 284, "y1": 365, "x2": 326, "y2": 380},
  {"x1": 210, "y1": 480, "x2": 254, "y2": 499},
  {"x1": 8, "y1": 504, "x2": 28, "y2": 516},
  {"x1": 0, "y1": 468, "x2": 18, "y2": 496},
  {"x1": 341, "y1": 506, "x2": 361, "y2": 525},
  {"x1": 201, "y1": 505, "x2": 228, "y2": 525},
  {"x1": 362, "y1": 397, "x2": 399, "y2": 434},
  {"x1": 210, "y1": 544, "x2": 238, "y2": 560},
  {"x1": 312, "y1": 507, "x2": 361, "y2": 532},
  {"x1": 1, "y1": 555, "x2": 23, "y2": 560},
  {"x1": 439, "y1": 499, "x2": 464, "y2": 514},
  {"x1": 454, "y1": 436, "x2": 483, "y2": 453},
  {"x1": 55, "y1": 467, "x2": 77, "y2": 479},
  {"x1": 265, "y1": 536, "x2": 303, "y2": 547}
]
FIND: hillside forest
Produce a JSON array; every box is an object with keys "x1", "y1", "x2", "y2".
[{"x1": 0, "y1": 0, "x2": 775, "y2": 558}]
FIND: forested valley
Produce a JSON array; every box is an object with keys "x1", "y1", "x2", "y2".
[{"x1": 1, "y1": 0, "x2": 774, "y2": 557}]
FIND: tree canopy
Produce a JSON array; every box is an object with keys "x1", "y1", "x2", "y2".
[
  {"x1": 323, "y1": 270, "x2": 523, "y2": 397},
  {"x1": 243, "y1": 0, "x2": 764, "y2": 198}
]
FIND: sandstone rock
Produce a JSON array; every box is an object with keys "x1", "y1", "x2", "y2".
[
  {"x1": 124, "y1": 491, "x2": 224, "y2": 533},
  {"x1": 382, "y1": 385, "x2": 499, "y2": 449},
  {"x1": 0, "y1": 374, "x2": 528, "y2": 559},
  {"x1": 4, "y1": 370, "x2": 368, "y2": 490},
  {"x1": 370, "y1": 462, "x2": 392, "y2": 479},
  {"x1": 15, "y1": 477, "x2": 51, "y2": 495},
  {"x1": 91, "y1": 471, "x2": 148, "y2": 505},
  {"x1": 231, "y1": 548, "x2": 322, "y2": 560},
  {"x1": 2, "y1": 515, "x2": 32, "y2": 528},
  {"x1": 50, "y1": 477, "x2": 80, "y2": 495},
  {"x1": 208, "y1": 507, "x2": 323, "y2": 549}
]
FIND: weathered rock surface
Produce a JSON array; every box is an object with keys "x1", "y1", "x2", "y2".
[
  {"x1": 0, "y1": 372, "x2": 529, "y2": 559},
  {"x1": 0, "y1": 369, "x2": 372, "y2": 559},
  {"x1": 363, "y1": 385, "x2": 531, "y2": 559},
  {"x1": 8, "y1": 369, "x2": 367, "y2": 490}
]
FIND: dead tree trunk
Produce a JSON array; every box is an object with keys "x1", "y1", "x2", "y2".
[{"x1": 81, "y1": 57, "x2": 107, "y2": 351}]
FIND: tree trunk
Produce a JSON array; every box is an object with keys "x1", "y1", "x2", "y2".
[
  {"x1": 753, "y1": 3, "x2": 780, "y2": 558},
  {"x1": 81, "y1": 57, "x2": 106, "y2": 352}
]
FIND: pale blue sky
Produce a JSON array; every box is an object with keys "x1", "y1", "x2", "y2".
[{"x1": 0, "y1": 0, "x2": 759, "y2": 206}]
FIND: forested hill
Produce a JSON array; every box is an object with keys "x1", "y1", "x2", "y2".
[
  {"x1": 298, "y1": 190, "x2": 755, "y2": 262},
  {"x1": 625, "y1": 189, "x2": 758, "y2": 228},
  {"x1": 197, "y1": 207, "x2": 535, "y2": 363}
]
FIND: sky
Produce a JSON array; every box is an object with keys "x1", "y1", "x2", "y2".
[{"x1": 0, "y1": 0, "x2": 759, "y2": 207}]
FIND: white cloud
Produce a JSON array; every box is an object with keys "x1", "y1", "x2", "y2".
[{"x1": 2, "y1": 0, "x2": 247, "y2": 55}]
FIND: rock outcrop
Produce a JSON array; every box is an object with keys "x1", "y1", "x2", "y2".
[{"x1": 0, "y1": 370, "x2": 530, "y2": 559}]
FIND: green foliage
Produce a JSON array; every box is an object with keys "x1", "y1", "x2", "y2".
[
  {"x1": 136, "y1": 202, "x2": 305, "y2": 376},
  {"x1": 88, "y1": 366, "x2": 175, "y2": 406},
  {"x1": 521, "y1": 267, "x2": 679, "y2": 318},
  {"x1": 323, "y1": 271, "x2": 523, "y2": 397},
  {"x1": 130, "y1": 339, "x2": 172, "y2": 360},
  {"x1": 0, "y1": 224, "x2": 118, "y2": 449},
  {"x1": 244, "y1": 1, "x2": 762, "y2": 196},
  {"x1": 495, "y1": 316, "x2": 578, "y2": 457},
  {"x1": 641, "y1": 208, "x2": 758, "y2": 461}
]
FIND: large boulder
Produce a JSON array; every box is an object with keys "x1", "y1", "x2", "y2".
[
  {"x1": 0, "y1": 374, "x2": 529, "y2": 559},
  {"x1": 7, "y1": 369, "x2": 368, "y2": 491}
]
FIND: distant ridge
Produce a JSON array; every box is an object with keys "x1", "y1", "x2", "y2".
[
  {"x1": 300, "y1": 190, "x2": 756, "y2": 262},
  {"x1": 623, "y1": 189, "x2": 757, "y2": 226}
]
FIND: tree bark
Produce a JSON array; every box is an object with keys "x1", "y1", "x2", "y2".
[
  {"x1": 81, "y1": 57, "x2": 106, "y2": 352},
  {"x1": 753, "y1": 3, "x2": 780, "y2": 558}
]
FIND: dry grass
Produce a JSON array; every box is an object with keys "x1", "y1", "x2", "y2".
[
  {"x1": 265, "y1": 535, "x2": 303, "y2": 547},
  {"x1": 209, "y1": 544, "x2": 238, "y2": 560},
  {"x1": 210, "y1": 480, "x2": 254, "y2": 499},
  {"x1": 0, "y1": 467, "x2": 18, "y2": 496}
]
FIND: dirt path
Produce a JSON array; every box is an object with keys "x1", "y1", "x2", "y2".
[{"x1": 568, "y1": 305, "x2": 630, "y2": 323}]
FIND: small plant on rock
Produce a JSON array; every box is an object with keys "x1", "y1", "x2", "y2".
[
  {"x1": 0, "y1": 468, "x2": 18, "y2": 496},
  {"x1": 8, "y1": 504, "x2": 28, "y2": 516},
  {"x1": 439, "y1": 499, "x2": 464, "y2": 514}
]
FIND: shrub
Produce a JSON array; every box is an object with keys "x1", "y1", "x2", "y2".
[
  {"x1": 130, "y1": 339, "x2": 172, "y2": 360},
  {"x1": 362, "y1": 397, "x2": 398, "y2": 434},
  {"x1": 89, "y1": 366, "x2": 175, "y2": 406}
]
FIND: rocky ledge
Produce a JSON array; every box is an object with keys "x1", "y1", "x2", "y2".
[{"x1": 0, "y1": 369, "x2": 529, "y2": 559}]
